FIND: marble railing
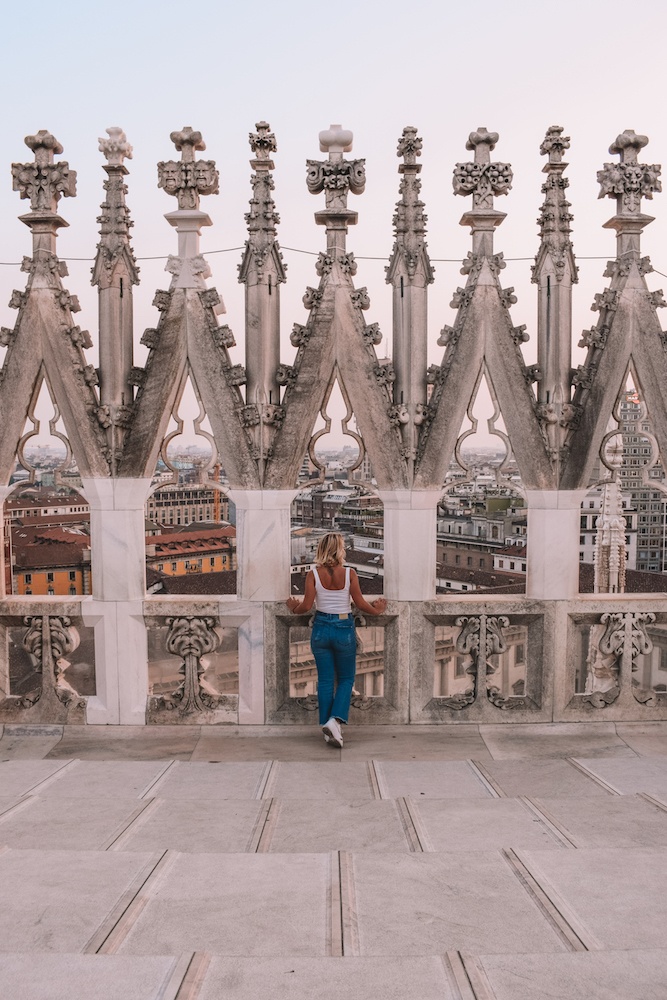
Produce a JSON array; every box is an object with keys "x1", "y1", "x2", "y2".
[{"x1": 1, "y1": 593, "x2": 667, "y2": 725}]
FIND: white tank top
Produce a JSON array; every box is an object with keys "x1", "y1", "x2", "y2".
[{"x1": 313, "y1": 566, "x2": 351, "y2": 614}]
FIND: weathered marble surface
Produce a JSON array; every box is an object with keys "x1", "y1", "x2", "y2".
[
  {"x1": 199, "y1": 956, "x2": 456, "y2": 1000},
  {"x1": 118, "y1": 853, "x2": 333, "y2": 957},
  {"x1": 478, "y1": 950, "x2": 667, "y2": 1000},
  {"x1": 350, "y1": 852, "x2": 565, "y2": 955},
  {"x1": 2, "y1": 724, "x2": 666, "y2": 1000}
]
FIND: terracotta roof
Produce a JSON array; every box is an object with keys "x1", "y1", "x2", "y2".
[
  {"x1": 156, "y1": 570, "x2": 237, "y2": 596},
  {"x1": 14, "y1": 542, "x2": 89, "y2": 570},
  {"x1": 495, "y1": 545, "x2": 528, "y2": 558}
]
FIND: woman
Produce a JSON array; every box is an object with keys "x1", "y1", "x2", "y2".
[{"x1": 286, "y1": 532, "x2": 386, "y2": 748}]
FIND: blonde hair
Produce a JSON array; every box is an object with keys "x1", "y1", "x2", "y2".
[{"x1": 315, "y1": 532, "x2": 346, "y2": 568}]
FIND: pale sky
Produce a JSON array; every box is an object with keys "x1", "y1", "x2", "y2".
[{"x1": 1, "y1": 0, "x2": 666, "y2": 452}]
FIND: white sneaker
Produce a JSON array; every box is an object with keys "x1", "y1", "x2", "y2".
[{"x1": 322, "y1": 718, "x2": 343, "y2": 748}]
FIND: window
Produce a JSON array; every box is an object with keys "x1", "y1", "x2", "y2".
[
  {"x1": 69, "y1": 570, "x2": 76, "y2": 581},
  {"x1": 455, "y1": 555, "x2": 460, "y2": 565},
  {"x1": 514, "y1": 643, "x2": 525, "y2": 664},
  {"x1": 25, "y1": 589, "x2": 32, "y2": 595},
  {"x1": 210, "y1": 557, "x2": 216, "y2": 567},
  {"x1": 509, "y1": 561, "x2": 515, "y2": 570},
  {"x1": 47, "y1": 572, "x2": 54, "y2": 583},
  {"x1": 69, "y1": 586, "x2": 76, "y2": 596},
  {"x1": 467, "y1": 556, "x2": 473, "y2": 567},
  {"x1": 24, "y1": 573, "x2": 32, "y2": 584},
  {"x1": 479, "y1": 558, "x2": 485, "y2": 568},
  {"x1": 580, "y1": 516, "x2": 587, "y2": 529},
  {"x1": 47, "y1": 587, "x2": 54, "y2": 595},
  {"x1": 171, "y1": 561, "x2": 177, "y2": 571}
]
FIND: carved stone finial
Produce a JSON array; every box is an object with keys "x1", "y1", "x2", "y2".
[
  {"x1": 239, "y1": 119, "x2": 285, "y2": 286},
  {"x1": 453, "y1": 128, "x2": 512, "y2": 211},
  {"x1": 609, "y1": 129, "x2": 649, "y2": 163},
  {"x1": 540, "y1": 125, "x2": 570, "y2": 164},
  {"x1": 93, "y1": 127, "x2": 139, "y2": 290},
  {"x1": 319, "y1": 124, "x2": 353, "y2": 154},
  {"x1": 98, "y1": 127, "x2": 133, "y2": 166},
  {"x1": 170, "y1": 126, "x2": 206, "y2": 160},
  {"x1": 249, "y1": 121, "x2": 277, "y2": 160},
  {"x1": 397, "y1": 126, "x2": 422, "y2": 166},
  {"x1": 25, "y1": 130, "x2": 64, "y2": 159},
  {"x1": 158, "y1": 126, "x2": 219, "y2": 211},
  {"x1": 597, "y1": 130, "x2": 661, "y2": 214},
  {"x1": 533, "y1": 125, "x2": 576, "y2": 284},
  {"x1": 307, "y1": 124, "x2": 365, "y2": 252},
  {"x1": 387, "y1": 126, "x2": 433, "y2": 284},
  {"x1": 465, "y1": 127, "x2": 499, "y2": 160},
  {"x1": 12, "y1": 130, "x2": 76, "y2": 214}
]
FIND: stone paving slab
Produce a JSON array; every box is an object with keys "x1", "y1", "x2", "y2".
[
  {"x1": 119, "y1": 853, "x2": 333, "y2": 957},
  {"x1": 350, "y1": 852, "x2": 565, "y2": 956},
  {"x1": 535, "y1": 794, "x2": 667, "y2": 848},
  {"x1": 45, "y1": 726, "x2": 200, "y2": 760},
  {"x1": 0, "y1": 759, "x2": 71, "y2": 799},
  {"x1": 477, "y1": 949, "x2": 667, "y2": 1000},
  {"x1": 0, "y1": 848, "x2": 157, "y2": 953},
  {"x1": 615, "y1": 722, "x2": 667, "y2": 756},
  {"x1": 192, "y1": 733, "x2": 337, "y2": 762},
  {"x1": 374, "y1": 760, "x2": 492, "y2": 799},
  {"x1": 479, "y1": 758, "x2": 612, "y2": 798},
  {"x1": 340, "y1": 727, "x2": 493, "y2": 762},
  {"x1": 411, "y1": 798, "x2": 564, "y2": 852},
  {"x1": 147, "y1": 760, "x2": 270, "y2": 799},
  {"x1": 573, "y1": 756, "x2": 667, "y2": 796},
  {"x1": 265, "y1": 761, "x2": 377, "y2": 799},
  {"x1": 116, "y1": 799, "x2": 265, "y2": 853},
  {"x1": 518, "y1": 847, "x2": 667, "y2": 950},
  {"x1": 33, "y1": 760, "x2": 173, "y2": 799},
  {"x1": 0, "y1": 794, "x2": 150, "y2": 851},
  {"x1": 480, "y1": 723, "x2": 638, "y2": 760},
  {"x1": 0, "y1": 954, "x2": 182, "y2": 1000},
  {"x1": 265, "y1": 799, "x2": 412, "y2": 853},
  {"x1": 0, "y1": 734, "x2": 63, "y2": 759},
  {"x1": 199, "y1": 956, "x2": 456, "y2": 1000}
]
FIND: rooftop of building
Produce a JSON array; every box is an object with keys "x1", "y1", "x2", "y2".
[{"x1": 1, "y1": 721, "x2": 665, "y2": 1000}]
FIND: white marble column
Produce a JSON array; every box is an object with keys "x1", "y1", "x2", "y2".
[
  {"x1": 378, "y1": 489, "x2": 441, "y2": 601},
  {"x1": 0, "y1": 485, "x2": 14, "y2": 600},
  {"x1": 229, "y1": 489, "x2": 298, "y2": 602},
  {"x1": 525, "y1": 489, "x2": 586, "y2": 599},
  {"x1": 81, "y1": 477, "x2": 153, "y2": 724}
]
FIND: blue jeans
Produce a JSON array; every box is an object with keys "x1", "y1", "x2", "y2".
[{"x1": 311, "y1": 612, "x2": 357, "y2": 725}]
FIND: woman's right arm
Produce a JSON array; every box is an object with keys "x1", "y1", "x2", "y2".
[
  {"x1": 349, "y1": 569, "x2": 387, "y2": 616},
  {"x1": 286, "y1": 570, "x2": 316, "y2": 615}
]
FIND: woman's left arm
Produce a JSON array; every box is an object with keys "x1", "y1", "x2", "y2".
[
  {"x1": 349, "y1": 569, "x2": 387, "y2": 616},
  {"x1": 286, "y1": 570, "x2": 316, "y2": 615}
]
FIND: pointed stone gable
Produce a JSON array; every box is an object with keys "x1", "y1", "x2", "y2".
[
  {"x1": 1, "y1": 131, "x2": 109, "y2": 481},
  {"x1": 264, "y1": 125, "x2": 407, "y2": 491},
  {"x1": 414, "y1": 128, "x2": 553, "y2": 491},
  {"x1": 561, "y1": 131, "x2": 666, "y2": 490}
]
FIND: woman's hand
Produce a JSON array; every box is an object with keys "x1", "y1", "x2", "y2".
[
  {"x1": 371, "y1": 598, "x2": 387, "y2": 615},
  {"x1": 286, "y1": 596, "x2": 301, "y2": 613}
]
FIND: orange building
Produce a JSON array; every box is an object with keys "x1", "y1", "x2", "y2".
[
  {"x1": 12, "y1": 526, "x2": 91, "y2": 596},
  {"x1": 145, "y1": 525, "x2": 236, "y2": 578}
]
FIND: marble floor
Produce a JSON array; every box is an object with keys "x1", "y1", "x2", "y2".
[{"x1": 0, "y1": 721, "x2": 666, "y2": 999}]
